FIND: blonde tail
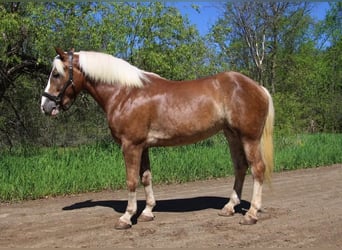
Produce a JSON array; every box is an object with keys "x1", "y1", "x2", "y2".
[{"x1": 261, "y1": 87, "x2": 275, "y2": 183}]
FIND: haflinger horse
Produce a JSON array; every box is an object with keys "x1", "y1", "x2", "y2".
[{"x1": 41, "y1": 48, "x2": 274, "y2": 229}]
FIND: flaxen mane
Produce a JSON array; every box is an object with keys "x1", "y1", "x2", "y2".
[
  {"x1": 52, "y1": 51, "x2": 151, "y2": 87},
  {"x1": 78, "y1": 51, "x2": 148, "y2": 87}
]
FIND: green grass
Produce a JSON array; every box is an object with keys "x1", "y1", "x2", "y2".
[
  {"x1": 274, "y1": 133, "x2": 342, "y2": 171},
  {"x1": 1, "y1": 133, "x2": 341, "y2": 201}
]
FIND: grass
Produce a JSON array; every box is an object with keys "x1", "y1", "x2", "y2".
[
  {"x1": 274, "y1": 133, "x2": 342, "y2": 171},
  {"x1": 0, "y1": 133, "x2": 341, "y2": 201}
]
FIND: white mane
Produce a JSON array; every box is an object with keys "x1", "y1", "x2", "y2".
[{"x1": 78, "y1": 51, "x2": 148, "y2": 87}]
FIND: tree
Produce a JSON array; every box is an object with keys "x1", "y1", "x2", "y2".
[
  {"x1": 0, "y1": 3, "x2": 49, "y2": 146},
  {"x1": 209, "y1": 2, "x2": 342, "y2": 132},
  {"x1": 317, "y1": 2, "x2": 342, "y2": 131},
  {"x1": 209, "y1": 2, "x2": 311, "y2": 92},
  {"x1": 0, "y1": 2, "x2": 211, "y2": 147}
]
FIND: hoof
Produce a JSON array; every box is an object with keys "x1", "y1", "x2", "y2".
[
  {"x1": 218, "y1": 207, "x2": 234, "y2": 217},
  {"x1": 114, "y1": 219, "x2": 132, "y2": 230},
  {"x1": 138, "y1": 213, "x2": 154, "y2": 222},
  {"x1": 239, "y1": 214, "x2": 257, "y2": 225}
]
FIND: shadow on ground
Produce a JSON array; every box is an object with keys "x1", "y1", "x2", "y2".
[{"x1": 63, "y1": 196, "x2": 250, "y2": 224}]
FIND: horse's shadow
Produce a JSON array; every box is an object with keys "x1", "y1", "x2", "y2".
[{"x1": 63, "y1": 196, "x2": 250, "y2": 225}]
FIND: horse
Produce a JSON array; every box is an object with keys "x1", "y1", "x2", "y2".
[{"x1": 41, "y1": 48, "x2": 274, "y2": 229}]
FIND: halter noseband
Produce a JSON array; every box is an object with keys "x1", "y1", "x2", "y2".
[{"x1": 43, "y1": 50, "x2": 76, "y2": 111}]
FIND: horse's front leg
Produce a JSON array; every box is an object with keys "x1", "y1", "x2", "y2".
[
  {"x1": 115, "y1": 142, "x2": 142, "y2": 230},
  {"x1": 138, "y1": 148, "x2": 156, "y2": 222}
]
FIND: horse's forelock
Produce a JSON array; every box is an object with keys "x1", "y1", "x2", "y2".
[{"x1": 52, "y1": 57, "x2": 66, "y2": 76}]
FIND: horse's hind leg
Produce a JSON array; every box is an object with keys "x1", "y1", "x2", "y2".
[
  {"x1": 240, "y1": 138, "x2": 265, "y2": 225},
  {"x1": 219, "y1": 130, "x2": 248, "y2": 217},
  {"x1": 138, "y1": 148, "x2": 156, "y2": 222}
]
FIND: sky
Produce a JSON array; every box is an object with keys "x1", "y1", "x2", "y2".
[{"x1": 171, "y1": 2, "x2": 331, "y2": 36}]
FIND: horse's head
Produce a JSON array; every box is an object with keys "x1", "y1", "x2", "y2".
[{"x1": 41, "y1": 47, "x2": 81, "y2": 116}]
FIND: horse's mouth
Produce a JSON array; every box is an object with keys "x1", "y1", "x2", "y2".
[{"x1": 51, "y1": 108, "x2": 60, "y2": 117}]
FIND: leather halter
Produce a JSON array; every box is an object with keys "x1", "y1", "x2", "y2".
[{"x1": 42, "y1": 51, "x2": 76, "y2": 111}]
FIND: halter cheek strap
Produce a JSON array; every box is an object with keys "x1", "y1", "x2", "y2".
[{"x1": 43, "y1": 50, "x2": 76, "y2": 111}]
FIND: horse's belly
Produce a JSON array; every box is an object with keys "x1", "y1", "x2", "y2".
[
  {"x1": 146, "y1": 91, "x2": 225, "y2": 146},
  {"x1": 146, "y1": 124, "x2": 222, "y2": 147}
]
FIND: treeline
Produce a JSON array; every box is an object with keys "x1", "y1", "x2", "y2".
[{"x1": 0, "y1": 2, "x2": 341, "y2": 148}]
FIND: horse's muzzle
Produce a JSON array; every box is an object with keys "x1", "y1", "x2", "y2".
[{"x1": 41, "y1": 100, "x2": 59, "y2": 116}]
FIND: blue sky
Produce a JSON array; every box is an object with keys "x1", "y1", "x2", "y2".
[{"x1": 171, "y1": 2, "x2": 331, "y2": 36}]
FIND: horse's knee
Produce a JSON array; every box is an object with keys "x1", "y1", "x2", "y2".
[{"x1": 126, "y1": 179, "x2": 138, "y2": 192}]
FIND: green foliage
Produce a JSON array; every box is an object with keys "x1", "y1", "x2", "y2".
[
  {"x1": 0, "y1": 2, "x2": 214, "y2": 148},
  {"x1": 0, "y1": 136, "x2": 232, "y2": 201},
  {"x1": 275, "y1": 133, "x2": 342, "y2": 171},
  {"x1": 210, "y1": 2, "x2": 341, "y2": 133},
  {"x1": 0, "y1": 2, "x2": 341, "y2": 149},
  {"x1": 0, "y1": 143, "x2": 125, "y2": 200},
  {"x1": 1, "y1": 133, "x2": 341, "y2": 201},
  {"x1": 273, "y1": 92, "x2": 305, "y2": 133},
  {"x1": 0, "y1": 2, "x2": 340, "y2": 202}
]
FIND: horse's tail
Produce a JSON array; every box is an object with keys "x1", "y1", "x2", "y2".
[{"x1": 261, "y1": 87, "x2": 275, "y2": 183}]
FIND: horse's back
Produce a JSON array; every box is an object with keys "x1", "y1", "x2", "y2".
[{"x1": 145, "y1": 70, "x2": 269, "y2": 129}]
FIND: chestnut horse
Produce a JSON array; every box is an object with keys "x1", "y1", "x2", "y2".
[{"x1": 41, "y1": 48, "x2": 274, "y2": 229}]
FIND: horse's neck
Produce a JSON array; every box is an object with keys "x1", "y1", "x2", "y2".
[{"x1": 84, "y1": 81, "x2": 124, "y2": 113}]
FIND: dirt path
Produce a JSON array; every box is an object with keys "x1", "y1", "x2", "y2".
[{"x1": 0, "y1": 165, "x2": 341, "y2": 247}]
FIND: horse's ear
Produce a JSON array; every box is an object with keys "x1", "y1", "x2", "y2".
[{"x1": 55, "y1": 47, "x2": 66, "y2": 60}]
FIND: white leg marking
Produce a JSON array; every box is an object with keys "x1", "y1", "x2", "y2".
[
  {"x1": 229, "y1": 189, "x2": 241, "y2": 206},
  {"x1": 142, "y1": 184, "x2": 156, "y2": 218},
  {"x1": 141, "y1": 170, "x2": 156, "y2": 218},
  {"x1": 252, "y1": 179, "x2": 263, "y2": 210},
  {"x1": 247, "y1": 179, "x2": 263, "y2": 219},
  {"x1": 223, "y1": 190, "x2": 240, "y2": 214},
  {"x1": 119, "y1": 191, "x2": 137, "y2": 225}
]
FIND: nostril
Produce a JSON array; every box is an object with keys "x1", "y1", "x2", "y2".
[{"x1": 42, "y1": 101, "x2": 57, "y2": 115}]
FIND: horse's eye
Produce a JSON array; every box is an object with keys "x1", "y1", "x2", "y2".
[{"x1": 53, "y1": 72, "x2": 60, "y2": 78}]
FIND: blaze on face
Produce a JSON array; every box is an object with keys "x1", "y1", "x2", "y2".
[
  {"x1": 41, "y1": 51, "x2": 75, "y2": 116},
  {"x1": 41, "y1": 63, "x2": 63, "y2": 116}
]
